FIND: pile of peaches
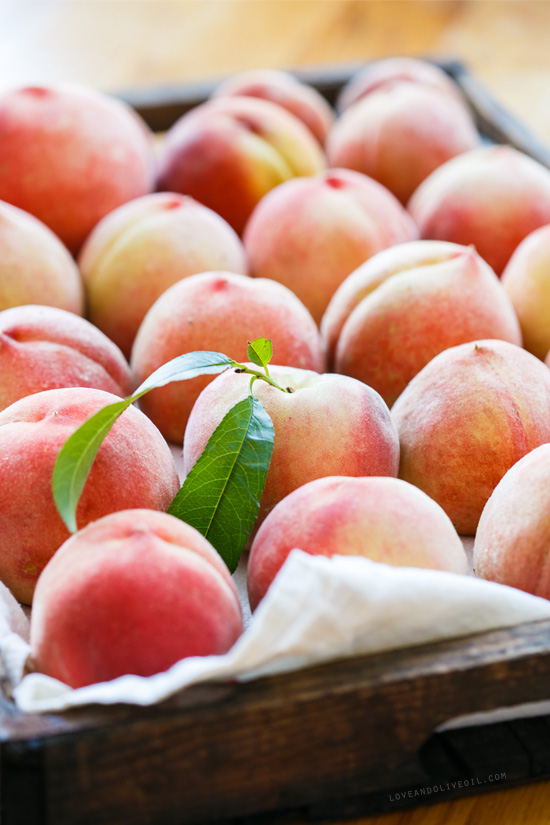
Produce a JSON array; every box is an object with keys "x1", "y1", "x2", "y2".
[{"x1": 2, "y1": 57, "x2": 550, "y2": 691}]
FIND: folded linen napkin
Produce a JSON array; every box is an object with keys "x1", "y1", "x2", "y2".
[{"x1": 4, "y1": 548, "x2": 550, "y2": 715}]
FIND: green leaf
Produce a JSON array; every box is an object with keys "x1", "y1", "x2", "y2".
[
  {"x1": 247, "y1": 337, "x2": 273, "y2": 369},
  {"x1": 134, "y1": 351, "x2": 235, "y2": 396},
  {"x1": 168, "y1": 396, "x2": 275, "y2": 572},
  {"x1": 52, "y1": 351, "x2": 236, "y2": 534},
  {"x1": 52, "y1": 397, "x2": 133, "y2": 533}
]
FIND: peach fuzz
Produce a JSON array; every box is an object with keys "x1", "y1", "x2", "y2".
[
  {"x1": 501, "y1": 224, "x2": 550, "y2": 359},
  {"x1": 184, "y1": 365, "x2": 399, "y2": 527},
  {"x1": 326, "y1": 83, "x2": 479, "y2": 205},
  {"x1": 0, "y1": 387, "x2": 180, "y2": 604},
  {"x1": 78, "y1": 192, "x2": 248, "y2": 358},
  {"x1": 212, "y1": 69, "x2": 335, "y2": 145},
  {"x1": 321, "y1": 241, "x2": 522, "y2": 407},
  {"x1": 31, "y1": 509, "x2": 243, "y2": 688},
  {"x1": 474, "y1": 445, "x2": 550, "y2": 598},
  {"x1": 0, "y1": 84, "x2": 155, "y2": 254},
  {"x1": 0, "y1": 200, "x2": 84, "y2": 314},
  {"x1": 0, "y1": 305, "x2": 133, "y2": 412},
  {"x1": 392, "y1": 339, "x2": 550, "y2": 536},
  {"x1": 157, "y1": 95, "x2": 326, "y2": 235},
  {"x1": 131, "y1": 271, "x2": 325, "y2": 443},
  {"x1": 408, "y1": 146, "x2": 550, "y2": 276},
  {"x1": 248, "y1": 476, "x2": 468, "y2": 609},
  {"x1": 336, "y1": 57, "x2": 466, "y2": 113},
  {"x1": 243, "y1": 168, "x2": 418, "y2": 324}
]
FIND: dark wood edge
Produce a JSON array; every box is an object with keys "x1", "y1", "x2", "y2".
[
  {"x1": 117, "y1": 60, "x2": 375, "y2": 123},
  {"x1": 1, "y1": 618, "x2": 550, "y2": 824},
  {"x1": 449, "y1": 63, "x2": 550, "y2": 168},
  {"x1": 116, "y1": 58, "x2": 550, "y2": 169},
  {"x1": 2, "y1": 616, "x2": 549, "y2": 743}
]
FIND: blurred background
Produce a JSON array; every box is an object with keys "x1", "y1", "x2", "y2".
[{"x1": 1, "y1": 0, "x2": 550, "y2": 144}]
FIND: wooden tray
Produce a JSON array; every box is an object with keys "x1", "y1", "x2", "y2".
[{"x1": 2, "y1": 61, "x2": 550, "y2": 825}]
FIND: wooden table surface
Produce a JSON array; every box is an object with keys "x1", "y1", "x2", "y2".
[{"x1": 1, "y1": 1, "x2": 550, "y2": 823}]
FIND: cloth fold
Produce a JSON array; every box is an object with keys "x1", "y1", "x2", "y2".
[{"x1": 4, "y1": 550, "x2": 550, "y2": 715}]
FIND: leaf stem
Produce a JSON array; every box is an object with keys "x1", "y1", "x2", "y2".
[{"x1": 233, "y1": 363, "x2": 292, "y2": 393}]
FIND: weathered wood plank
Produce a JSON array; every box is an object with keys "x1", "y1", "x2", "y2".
[{"x1": 1, "y1": 619, "x2": 550, "y2": 824}]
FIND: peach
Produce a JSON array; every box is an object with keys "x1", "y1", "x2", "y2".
[
  {"x1": 184, "y1": 365, "x2": 399, "y2": 527},
  {"x1": 156, "y1": 95, "x2": 326, "y2": 234},
  {"x1": 408, "y1": 146, "x2": 550, "y2": 275},
  {"x1": 131, "y1": 271, "x2": 326, "y2": 443},
  {"x1": 0, "y1": 387, "x2": 180, "y2": 604},
  {"x1": 31, "y1": 509, "x2": 243, "y2": 688},
  {"x1": 248, "y1": 476, "x2": 468, "y2": 609},
  {"x1": 501, "y1": 224, "x2": 550, "y2": 359},
  {"x1": 0, "y1": 200, "x2": 84, "y2": 314},
  {"x1": 474, "y1": 445, "x2": 550, "y2": 598},
  {"x1": 321, "y1": 241, "x2": 522, "y2": 407},
  {"x1": 326, "y1": 83, "x2": 479, "y2": 205},
  {"x1": 0, "y1": 84, "x2": 156, "y2": 253},
  {"x1": 0, "y1": 305, "x2": 133, "y2": 412},
  {"x1": 336, "y1": 57, "x2": 466, "y2": 112},
  {"x1": 392, "y1": 340, "x2": 550, "y2": 535},
  {"x1": 243, "y1": 168, "x2": 418, "y2": 323},
  {"x1": 212, "y1": 69, "x2": 335, "y2": 145},
  {"x1": 78, "y1": 192, "x2": 248, "y2": 358}
]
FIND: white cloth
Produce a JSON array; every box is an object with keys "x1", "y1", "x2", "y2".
[
  {"x1": 0, "y1": 580, "x2": 31, "y2": 698},
  {"x1": 6, "y1": 549, "x2": 550, "y2": 715}
]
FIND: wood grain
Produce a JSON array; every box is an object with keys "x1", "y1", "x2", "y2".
[
  {"x1": 1, "y1": 2, "x2": 550, "y2": 823},
  {"x1": 2, "y1": 619, "x2": 550, "y2": 823}
]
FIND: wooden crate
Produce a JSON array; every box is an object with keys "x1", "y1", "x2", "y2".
[
  {"x1": 2, "y1": 619, "x2": 550, "y2": 824},
  {"x1": 2, "y1": 61, "x2": 550, "y2": 825}
]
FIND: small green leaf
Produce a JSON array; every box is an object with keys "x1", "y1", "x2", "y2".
[
  {"x1": 52, "y1": 350, "x2": 236, "y2": 533},
  {"x1": 168, "y1": 396, "x2": 274, "y2": 572},
  {"x1": 247, "y1": 337, "x2": 273, "y2": 369},
  {"x1": 52, "y1": 397, "x2": 133, "y2": 533}
]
